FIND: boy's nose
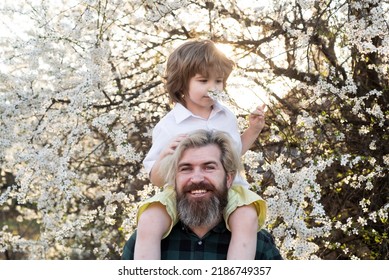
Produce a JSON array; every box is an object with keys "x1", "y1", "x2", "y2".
[
  {"x1": 208, "y1": 81, "x2": 219, "y2": 91},
  {"x1": 208, "y1": 86, "x2": 216, "y2": 92}
]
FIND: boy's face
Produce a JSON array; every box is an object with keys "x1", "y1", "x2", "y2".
[{"x1": 185, "y1": 73, "x2": 224, "y2": 116}]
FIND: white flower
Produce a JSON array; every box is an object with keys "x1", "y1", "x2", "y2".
[
  {"x1": 369, "y1": 140, "x2": 377, "y2": 150},
  {"x1": 357, "y1": 217, "x2": 367, "y2": 226},
  {"x1": 383, "y1": 154, "x2": 389, "y2": 166},
  {"x1": 340, "y1": 154, "x2": 350, "y2": 166}
]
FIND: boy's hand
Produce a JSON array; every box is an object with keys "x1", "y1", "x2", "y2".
[
  {"x1": 248, "y1": 104, "x2": 266, "y2": 133},
  {"x1": 159, "y1": 134, "x2": 188, "y2": 159}
]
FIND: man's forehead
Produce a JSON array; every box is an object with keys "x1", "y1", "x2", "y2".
[{"x1": 179, "y1": 145, "x2": 222, "y2": 165}]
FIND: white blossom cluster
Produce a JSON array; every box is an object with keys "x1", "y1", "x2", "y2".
[
  {"x1": 142, "y1": 0, "x2": 190, "y2": 22},
  {"x1": 262, "y1": 156, "x2": 333, "y2": 259},
  {"x1": 208, "y1": 89, "x2": 251, "y2": 116}
]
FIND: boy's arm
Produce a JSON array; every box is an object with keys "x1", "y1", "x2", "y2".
[
  {"x1": 149, "y1": 134, "x2": 188, "y2": 187},
  {"x1": 240, "y1": 104, "x2": 266, "y2": 155},
  {"x1": 149, "y1": 157, "x2": 166, "y2": 187},
  {"x1": 144, "y1": 157, "x2": 164, "y2": 186}
]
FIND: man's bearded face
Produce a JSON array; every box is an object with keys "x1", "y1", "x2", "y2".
[{"x1": 176, "y1": 178, "x2": 228, "y2": 227}]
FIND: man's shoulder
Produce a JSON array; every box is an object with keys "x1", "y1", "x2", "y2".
[
  {"x1": 255, "y1": 229, "x2": 283, "y2": 260},
  {"x1": 257, "y1": 229, "x2": 275, "y2": 241},
  {"x1": 121, "y1": 231, "x2": 136, "y2": 260}
]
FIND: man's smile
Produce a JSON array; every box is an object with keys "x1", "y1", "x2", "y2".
[
  {"x1": 189, "y1": 188, "x2": 210, "y2": 198},
  {"x1": 183, "y1": 182, "x2": 215, "y2": 199},
  {"x1": 190, "y1": 189, "x2": 207, "y2": 194}
]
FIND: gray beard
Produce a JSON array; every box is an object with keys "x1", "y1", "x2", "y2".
[{"x1": 176, "y1": 181, "x2": 228, "y2": 227}]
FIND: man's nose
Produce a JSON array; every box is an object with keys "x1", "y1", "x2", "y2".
[{"x1": 190, "y1": 172, "x2": 204, "y2": 184}]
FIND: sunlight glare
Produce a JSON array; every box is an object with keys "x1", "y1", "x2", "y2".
[
  {"x1": 215, "y1": 43, "x2": 234, "y2": 58},
  {"x1": 215, "y1": 43, "x2": 270, "y2": 112}
]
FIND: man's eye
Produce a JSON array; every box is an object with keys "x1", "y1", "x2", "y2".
[
  {"x1": 205, "y1": 165, "x2": 216, "y2": 170},
  {"x1": 179, "y1": 167, "x2": 191, "y2": 172}
]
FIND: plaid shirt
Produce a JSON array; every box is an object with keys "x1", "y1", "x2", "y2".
[{"x1": 122, "y1": 221, "x2": 283, "y2": 260}]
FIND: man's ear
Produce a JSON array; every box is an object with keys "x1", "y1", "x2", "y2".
[{"x1": 226, "y1": 172, "x2": 235, "y2": 189}]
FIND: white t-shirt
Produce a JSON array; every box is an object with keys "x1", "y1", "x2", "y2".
[{"x1": 143, "y1": 102, "x2": 249, "y2": 188}]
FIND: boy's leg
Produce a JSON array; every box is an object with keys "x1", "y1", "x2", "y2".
[
  {"x1": 134, "y1": 202, "x2": 171, "y2": 259},
  {"x1": 227, "y1": 204, "x2": 258, "y2": 259}
]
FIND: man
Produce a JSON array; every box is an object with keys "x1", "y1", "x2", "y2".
[{"x1": 122, "y1": 129, "x2": 282, "y2": 260}]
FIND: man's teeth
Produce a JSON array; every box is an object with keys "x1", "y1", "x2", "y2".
[{"x1": 191, "y1": 189, "x2": 207, "y2": 194}]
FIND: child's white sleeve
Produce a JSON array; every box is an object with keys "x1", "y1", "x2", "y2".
[{"x1": 142, "y1": 123, "x2": 171, "y2": 174}]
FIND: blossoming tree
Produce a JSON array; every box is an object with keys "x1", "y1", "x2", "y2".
[{"x1": 0, "y1": 0, "x2": 387, "y2": 259}]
